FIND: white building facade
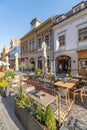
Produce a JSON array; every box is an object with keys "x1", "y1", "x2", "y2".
[{"x1": 53, "y1": 1, "x2": 87, "y2": 76}]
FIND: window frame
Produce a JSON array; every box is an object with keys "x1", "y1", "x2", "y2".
[
  {"x1": 45, "y1": 34, "x2": 50, "y2": 47},
  {"x1": 78, "y1": 27, "x2": 87, "y2": 41},
  {"x1": 38, "y1": 38, "x2": 42, "y2": 49},
  {"x1": 59, "y1": 35, "x2": 65, "y2": 46}
]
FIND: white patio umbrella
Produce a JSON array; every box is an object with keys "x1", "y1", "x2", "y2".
[
  {"x1": 42, "y1": 42, "x2": 47, "y2": 77},
  {"x1": 0, "y1": 61, "x2": 10, "y2": 66},
  {"x1": 6, "y1": 56, "x2": 9, "y2": 69},
  {"x1": 15, "y1": 52, "x2": 19, "y2": 71}
]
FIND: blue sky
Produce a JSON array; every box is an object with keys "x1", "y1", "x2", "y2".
[{"x1": 0, "y1": 0, "x2": 83, "y2": 53}]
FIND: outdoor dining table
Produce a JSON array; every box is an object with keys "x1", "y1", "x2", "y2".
[
  {"x1": 53, "y1": 81, "x2": 76, "y2": 103},
  {"x1": 28, "y1": 90, "x2": 56, "y2": 108}
]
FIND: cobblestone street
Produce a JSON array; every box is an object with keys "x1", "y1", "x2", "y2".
[
  {"x1": 0, "y1": 95, "x2": 25, "y2": 130},
  {"x1": 0, "y1": 72, "x2": 87, "y2": 130}
]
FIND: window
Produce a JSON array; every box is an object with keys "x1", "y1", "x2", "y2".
[
  {"x1": 29, "y1": 42, "x2": 32, "y2": 51},
  {"x1": 79, "y1": 59, "x2": 87, "y2": 72},
  {"x1": 79, "y1": 27, "x2": 87, "y2": 41},
  {"x1": 75, "y1": 6, "x2": 81, "y2": 13},
  {"x1": 38, "y1": 38, "x2": 42, "y2": 49},
  {"x1": 25, "y1": 45, "x2": 28, "y2": 52},
  {"x1": 45, "y1": 35, "x2": 50, "y2": 47},
  {"x1": 59, "y1": 35, "x2": 65, "y2": 46},
  {"x1": 58, "y1": 17, "x2": 62, "y2": 22},
  {"x1": 29, "y1": 41, "x2": 35, "y2": 51},
  {"x1": 32, "y1": 41, "x2": 35, "y2": 50}
]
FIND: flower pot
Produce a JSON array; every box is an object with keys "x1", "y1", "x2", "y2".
[
  {"x1": 0, "y1": 86, "x2": 10, "y2": 97},
  {"x1": 4, "y1": 86, "x2": 10, "y2": 96},
  {"x1": 14, "y1": 98, "x2": 47, "y2": 130},
  {"x1": 0, "y1": 87, "x2": 5, "y2": 96}
]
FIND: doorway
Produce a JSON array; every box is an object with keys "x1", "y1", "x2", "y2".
[{"x1": 56, "y1": 55, "x2": 71, "y2": 73}]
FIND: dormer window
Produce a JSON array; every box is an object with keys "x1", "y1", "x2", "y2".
[
  {"x1": 30, "y1": 18, "x2": 42, "y2": 30},
  {"x1": 73, "y1": 2, "x2": 85, "y2": 13},
  {"x1": 57, "y1": 15, "x2": 66, "y2": 23},
  {"x1": 75, "y1": 6, "x2": 81, "y2": 13},
  {"x1": 58, "y1": 17, "x2": 62, "y2": 22}
]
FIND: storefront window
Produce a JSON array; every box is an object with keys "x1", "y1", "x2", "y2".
[{"x1": 79, "y1": 59, "x2": 87, "y2": 71}]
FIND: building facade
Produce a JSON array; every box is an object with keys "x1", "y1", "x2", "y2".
[
  {"x1": 1, "y1": 46, "x2": 10, "y2": 62},
  {"x1": 9, "y1": 37, "x2": 21, "y2": 69},
  {"x1": 53, "y1": 1, "x2": 87, "y2": 76},
  {"x1": 20, "y1": 17, "x2": 56, "y2": 72}
]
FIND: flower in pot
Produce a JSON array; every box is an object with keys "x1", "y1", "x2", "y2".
[{"x1": 0, "y1": 80, "x2": 10, "y2": 96}]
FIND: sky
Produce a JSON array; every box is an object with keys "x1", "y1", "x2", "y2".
[{"x1": 0, "y1": 0, "x2": 84, "y2": 53}]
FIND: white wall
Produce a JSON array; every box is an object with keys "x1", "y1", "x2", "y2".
[
  {"x1": 53, "y1": 12, "x2": 87, "y2": 52},
  {"x1": 53, "y1": 9, "x2": 87, "y2": 75}
]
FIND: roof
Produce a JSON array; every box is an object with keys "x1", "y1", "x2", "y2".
[
  {"x1": 12, "y1": 38, "x2": 20, "y2": 45},
  {"x1": 53, "y1": 1, "x2": 87, "y2": 26}
]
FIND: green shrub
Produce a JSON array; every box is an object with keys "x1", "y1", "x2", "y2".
[
  {"x1": 45, "y1": 105, "x2": 56, "y2": 130},
  {"x1": 17, "y1": 86, "x2": 30, "y2": 108},
  {"x1": 0, "y1": 80, "x2": 10, "y2": 87},
  {"x1": 0, "y1": 72, "x2": 5, "y2": 81},
  {"x1": 28, "y1": 62, "x2": 34, "y2": 70},
  {"x1": 35, "y1": 68, "x2": 42, "y2": 74},
  {"x1": 35, "y1": 104, "x2": 45, "y2": 123},
  {"x1": 17, "y1": 86, "x2": 23, "y2": 100},
  {"x1": 4, "y1": 70, "x2": 16, "y2": 78}
]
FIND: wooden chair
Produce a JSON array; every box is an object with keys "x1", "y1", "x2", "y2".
[
  {"x1": 53, "y1": 91, "x2": 74, "y2": 127},
  {"x1": 73, "y1": 88, "x2": 83, "y2": 103},
  {"x1": 57, "y1": 88, "x2": 68, "y2": 104},
  {"x1": 70, "y1": 82, "x2": 84, "y2": 103}
]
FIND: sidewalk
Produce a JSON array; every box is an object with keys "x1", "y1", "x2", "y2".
[{"x1": 0, "y1": 95, "x2": 25, "y2": 130}]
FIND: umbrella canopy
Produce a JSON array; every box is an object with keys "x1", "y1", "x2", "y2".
[
  {"x1": 42, "y1": 42, "x2": 47, "y2": 75},
  {"x1": 0, "y1": 61, "x2": 10, "y2": 66}
]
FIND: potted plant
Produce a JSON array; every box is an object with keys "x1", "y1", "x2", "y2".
[
  {"x1": 0, "y1": 72, "x2": 5, "y2": 81},
  {"x1": 15, "y1": 86, "x2": 57, "y2": 130},
  {"x1": 19, "y1": 62, "x2": 26, "y2": 71},
  {"x1": 4, "y1": 70, "x2": 16, "y2": 79},
  {"x1": 27, "y1": 62, "x2": 34, "y2": 72},
  {"x1": 0, "y1": 79, "x2": 10, "y2": 96},
  {"x1": 35, "y1": 68, "x2": 42, "y2": 75},
  {"x1": 15, "y1": 86, "x2": 45, "y2": 130},
  {"x1": 45, "y1": 105, "x2": 57, "y2": 130}
]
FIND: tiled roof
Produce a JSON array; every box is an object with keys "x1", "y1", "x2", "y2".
[
  {"x1": 13, "y1": 38, "x2": 20, "y2": 45},
  {"x1": 54, "y1": 1, "x2": 87, "y2": 26}
]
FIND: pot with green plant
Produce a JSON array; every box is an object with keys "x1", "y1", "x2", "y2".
[
  {"x1": 15, "y1": 86, "x2": 46, "y2": 130},
  {"x1": 0, "y1": 79, "x2": 10, "y2": 96},
  {"x1": 0, "y1": 72, "x2": 5, "y2": 81},
  {"x1": 35, "y1": 68, "x2": 42, "y2": 75},
  {"x1": 4, "y1": 70, "x2": 16, "y2": 79},
  {"x1": 45, "y1": 105, "x2": 57, "y2": 130},
  {"x1": 27, "y1": 62, "x2": 34, "y2": 72}
]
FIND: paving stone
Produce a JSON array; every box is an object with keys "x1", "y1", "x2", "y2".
[{"x1": 0, "y1": 96, "x2": 25, "y2": 130}]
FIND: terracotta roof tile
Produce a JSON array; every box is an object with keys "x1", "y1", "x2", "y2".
[{"x1": 13, "y1": 39, "x2": 20, "y2": 45}]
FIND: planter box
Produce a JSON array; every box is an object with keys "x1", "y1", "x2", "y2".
[
  {"x1": 15, "y1": 99, "x2": 46, "y2": 130},
  {"x1": 0, "y1": 87, "x2": 5, "y2": 96},
  {"x1": 0, "y1": 86, "x2": 10, "y2": 96}
]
